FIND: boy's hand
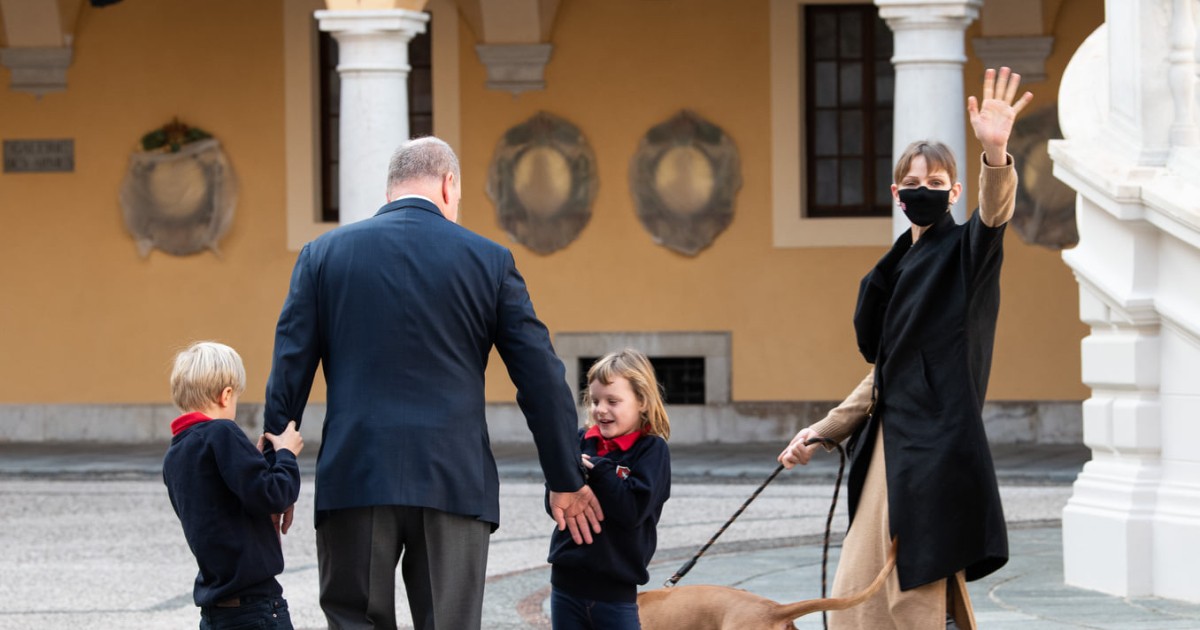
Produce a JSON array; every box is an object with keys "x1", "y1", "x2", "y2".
[
  {"x1": 255, "y1": 434, "x2": 267, "y2": 453},
  {"x1": 581, "y1": 454, "x2": 594, "y2": 470},
  {"x1": 272, "y1": 505, "x2": 295, "y2": 536},
  {"x1": 263, "y1": 420, "x2": 304, "y2": 456}
]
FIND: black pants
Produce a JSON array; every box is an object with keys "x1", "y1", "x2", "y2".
[
  {"x1": 316, "y1": 505, "x2": 491, "y2": 630},
  {"x1": 199, "y1": 596, "x2": 291, "y2": 630}
]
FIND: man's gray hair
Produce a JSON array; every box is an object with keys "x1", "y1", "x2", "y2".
[{"x1": 387, "y1": 136, "x2": 460, "y2": 190}]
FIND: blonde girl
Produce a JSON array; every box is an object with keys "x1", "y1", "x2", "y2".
[{"x1": 547, "y1": 349, "x2": 672, "y2": 630}]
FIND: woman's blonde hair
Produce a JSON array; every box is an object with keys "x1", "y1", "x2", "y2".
[
  {"x1": 170, "y1": 341, "x2": 246, "y2": 413},
  {"x1": 893, "y1": 140, "x2": 958, "y2": 184},
  {"x1": 583, "y1": 349, "x2": 670, "y2": 440}
]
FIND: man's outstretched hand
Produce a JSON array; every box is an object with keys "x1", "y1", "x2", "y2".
[{"x1": 549, "y1": 486, "x2": 605, "y2": 545}]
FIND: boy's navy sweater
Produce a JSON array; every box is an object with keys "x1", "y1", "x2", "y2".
[
  {"x1": 163, "y1": 417, "x2": 301, "y2": 607},
  {"x1": 547, "y1": 428, "x2": 671, "y2": 603}
]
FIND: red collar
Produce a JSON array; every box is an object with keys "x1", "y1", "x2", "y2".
[
  {"x1": 585, "y1": 425, "x2": 642, "y2": 457},
  {"x1": 171, "y1": 411, "x2": 214, "y2": 436}
]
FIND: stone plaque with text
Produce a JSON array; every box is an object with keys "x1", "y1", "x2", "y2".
[{"x1": 3, "y1": 139, "x2": 75, "y2": 173}]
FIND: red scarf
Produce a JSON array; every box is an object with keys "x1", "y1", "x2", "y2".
[
  {"x1": 171, "y1": 411, "x2": 214, "y2": 436},
  {"x1": 585, "y1": 425, "x2": 642, "y2": 457}
]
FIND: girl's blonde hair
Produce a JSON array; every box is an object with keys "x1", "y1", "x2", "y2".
[
  {"x1": 893, "y1": 140, "x2": 958, "y2": 184},
  {"x1": 170, "y1": 341, "x2": 246, "y2": 413},
  {"x1": 584, "y1": 349, "x2": 671, "y2": 440}
]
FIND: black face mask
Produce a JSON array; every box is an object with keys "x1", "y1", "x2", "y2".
[{"x1": 897, "y1": 187, "x2": 951, "y2": 227}]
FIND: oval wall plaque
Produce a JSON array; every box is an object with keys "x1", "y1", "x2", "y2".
[
  {"x1": 486, "y1": 112, "x2": 598, "y2": 255},
  {"x1": 629, "y1": 110, "x2": 741, "y2": 256}
]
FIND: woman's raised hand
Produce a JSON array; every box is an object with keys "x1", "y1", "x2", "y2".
[{"x1": 968, "y1": 67, "x2": 1034, "y2": 165}]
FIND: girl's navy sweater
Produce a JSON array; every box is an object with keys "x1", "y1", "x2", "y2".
[
  {"x1": 547, "y1": 429, "x2": 671, "y2": 603},
  {"x1": 163, "y1": 418, "x2": 301, "y2": 607}
]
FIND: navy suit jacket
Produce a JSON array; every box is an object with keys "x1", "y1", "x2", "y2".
[{"x1": 264, "y1": 197, "x2": 584, "y2": 528}]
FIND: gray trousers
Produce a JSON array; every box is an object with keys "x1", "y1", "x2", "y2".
[{"x1": 316, "y1": 505, "x2": 491, "y2": 630}]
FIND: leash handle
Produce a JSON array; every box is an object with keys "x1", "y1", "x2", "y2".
[{"x1": 663, "y1": 463, "x2": 785, "y2": 587}]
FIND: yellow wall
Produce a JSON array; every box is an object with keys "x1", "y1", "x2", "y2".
[
  {"x1": 0, "y1": 0, "x2": 294, "y2": 403},
  {"x1": 0, "y1": 0, "x2": 1097, "y2": 406}
]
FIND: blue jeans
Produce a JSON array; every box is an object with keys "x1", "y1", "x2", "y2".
[
  {"x1": 199, "y1": 596, "x2": 292, "y2": 630},
  {"x1": 551, "y1": 588, "x2": 641, "y2": 630}
]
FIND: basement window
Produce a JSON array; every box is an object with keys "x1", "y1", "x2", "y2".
[{"x1": 578, "y1": 356, "x2": 706, "y2": 405}]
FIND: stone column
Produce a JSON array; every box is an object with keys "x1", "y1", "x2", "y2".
[
  {"x1": 315, "y1": 9, "x2": 429, "y2": 225},
  {"x1": 877, "y1": 0, "x2": 981, "y2": 240}
]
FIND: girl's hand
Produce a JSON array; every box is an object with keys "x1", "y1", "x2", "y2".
[
  {"x1": 581, "y1": 454, "x2": 594, "y2": 470},
  {"x1": 968, "y1": 67, "x2": 1034, "y2": 165}
]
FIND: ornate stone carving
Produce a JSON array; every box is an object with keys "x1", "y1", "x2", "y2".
[
  {"x1": 1009, "y1": 104, "x2": 1078, "y2": 250},
  {"x1": 487, "y1": 112, "x2": 597, "y2": 254},
  {"x1": 120, "y1": 138, "x2": 238, "y2": 258},
  {"x1": 629, "y1": 110, "x2": 741, "y2": 256}
]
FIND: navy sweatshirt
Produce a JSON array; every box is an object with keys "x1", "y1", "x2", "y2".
[
  {"x1": 547, "y1": 429, "x2": 671, "y2": 603},
  {"x1": 163, "y1": 417, "x2": 301, "y2": 607}
]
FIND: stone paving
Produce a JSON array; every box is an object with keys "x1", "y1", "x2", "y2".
[{"x1": 0, "y1": 443, "x2": 1198, "y2": 629}]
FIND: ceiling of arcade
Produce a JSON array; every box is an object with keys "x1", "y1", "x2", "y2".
[{"x1": 0, "y1": 0, "x2": 1077, "y2": 96}]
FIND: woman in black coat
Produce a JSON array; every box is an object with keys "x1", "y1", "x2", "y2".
[{"x1": 778, "y1": 67, "x2": 1034, "y2": 630}]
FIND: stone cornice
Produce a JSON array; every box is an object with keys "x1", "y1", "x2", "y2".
[
  {"x1": 0, "y1": 46, "x2": 71, "y2": 96},
  {"x1": 324, "y1": 0, "x2": 428, "y2": 8},
  {"x1": 876, "y1": 0, "x2": 982, "y2": 26},
  {"x1": 972, "y1": 35, "x2": 1054, "y2": 83},
  {"x1": 475, "y1": 43, "x2": 552, "y2": 94},
  {"x1": 1052, "y1": 138, "x2": 1200, "y2": 252},
  {"x1": 1049, "y1": 139, "x2": 1149, "y2": 218},
  {"x1": 313, "y1": 8, "x2": 429, "y2": 35},
  {"x1": 1066, "y1": 269, "x2": 1160, "y2": 329}
]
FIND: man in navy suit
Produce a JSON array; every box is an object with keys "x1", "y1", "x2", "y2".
[{"x1": 264, "y1": 137, "x2": 602, "y2": 630}]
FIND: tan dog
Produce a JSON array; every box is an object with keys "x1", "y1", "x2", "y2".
[{"x1": 637, "y1": 539, "x2": 897, "y2": 630}]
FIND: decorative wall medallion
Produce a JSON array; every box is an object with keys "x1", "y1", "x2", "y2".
[
  {"x1": 629, "y1": 110, "x2": 741, "y2": 256},
  {"x1": 487, "y1": 112, "x2": 597, "y2": 255},
  {"x1": 119, "y1": 119, "x2": 238, "y2": 257},
  {"x1": 1009, "y1": 105, "x2": 1078, "y2": 250}
]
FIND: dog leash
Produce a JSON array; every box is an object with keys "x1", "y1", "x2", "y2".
[
  {"x1": 661, "y1": 463, "x2": 785, "y2": 588},
  {"x1": 663, "y1": 437, "x2": 847, "y2": 628},
  {"x1": 810, "y1": 437, "x2": 847, "y2": 630}
]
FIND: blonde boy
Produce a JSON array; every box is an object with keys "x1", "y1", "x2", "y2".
[{"x1": 163, "y1": 341, "x2": 303, "y2": 630}]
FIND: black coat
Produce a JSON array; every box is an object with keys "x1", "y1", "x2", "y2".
[{"x1": 849, "y1": 210, "x2": 1009, "y2": 590}]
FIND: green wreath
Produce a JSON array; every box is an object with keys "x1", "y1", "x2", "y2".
[{"x1": 140, "y1": 118, "x2": 213, "y2": 153}]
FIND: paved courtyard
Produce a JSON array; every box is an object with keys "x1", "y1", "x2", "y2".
[{"x1": 0, "y1": 444, "x2": 1197, "y2": 629}]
